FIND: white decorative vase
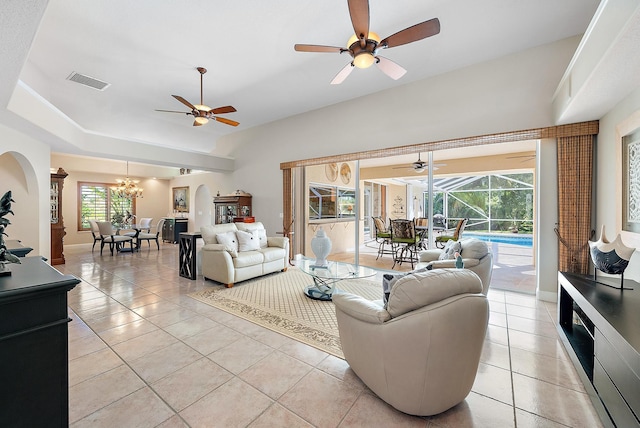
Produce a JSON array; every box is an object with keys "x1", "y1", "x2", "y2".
[
  {"x1": 589, "y1": 225, "x2": 635, "y2": 275},
  {"x1": 311, "y1": 227, "x2": 332, "y2": 266}
]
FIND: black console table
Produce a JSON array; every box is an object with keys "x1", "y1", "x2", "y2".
[
  {"x1": 179, "y1": 232, "x2": 201, "y2": 280},
  {"x1": 558, "y1": 271, "x2": 640, "y2": 428},
  {"x1": 0, "y1": 257, "x2": 80, "y2": 427},
  {"x1": 5, "y1": 239, "x2": 33, "y2": 257}
]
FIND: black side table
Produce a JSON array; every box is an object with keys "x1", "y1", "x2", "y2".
[{"x1": 179, "y1": 232, "x2": 201, "y2": 280}]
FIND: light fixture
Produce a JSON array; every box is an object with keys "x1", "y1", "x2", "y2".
[
  {"x1": 113, "y1": 161, "x2": 143, "y2": 199},
  {"x1": 194, "y1": 116, "x2": 209, "y2": 125},
  {"x1": 347, "y1": 32, "x2": 380, "y2": 69}
]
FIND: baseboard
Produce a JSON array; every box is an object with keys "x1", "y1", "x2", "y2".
[{"x1": 537, "y1": 289, "x2": 557, "y2": 302}]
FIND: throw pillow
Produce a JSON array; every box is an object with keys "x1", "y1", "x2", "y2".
[
  {"x1": 237, "y1": 229, "x2": 261, "y2": 252},
  {"x1": 253, "y1": 228, "x2": 268, "y2": 248},
  {"x1": 439, "y1": 240, "x2": 462, "y2": 260},
  {"x1": 216, "y1": 231, "x2": 239, "y2": 257}
]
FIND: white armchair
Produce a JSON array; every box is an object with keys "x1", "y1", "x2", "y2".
[
  {"x1": 333, "y1": 269, "x2": 489, "y2": 416},
  {"x1": 417, "y1": 238, "x2": 493, "y2": 295}
]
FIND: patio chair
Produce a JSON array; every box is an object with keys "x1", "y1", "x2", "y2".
[
  {"x1": 435, "y1": 218, "x2": 468, "y2": 249},
  {"x1": 372, "y1": 216, "x2": 394, "y2": 260},
  {"x1": 390, "y1": 219, "x2": 421, "y2": 269}
]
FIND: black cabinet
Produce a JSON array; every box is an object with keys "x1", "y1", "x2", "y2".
[
  {"x1": 558, "y1": 272, "x2": 640, "y2": 428},
  {"x1": 162, "y1": 217, "x2": 188, "y2": 243},
  {"x1": 0, "y1": 257, "x2": 80, "y2": 427}
]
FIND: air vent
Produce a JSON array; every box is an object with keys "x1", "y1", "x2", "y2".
[{"x1": 66, "y1": 72, "x2": 110, "y2": 91}]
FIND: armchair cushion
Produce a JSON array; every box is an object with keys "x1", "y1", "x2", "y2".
[
  {"x1": 386, "y1": 269, "x2": 482, "y2": 318},
  {"x1": 460, "y1": 238, "x2": 489, "y2": 259},
  {"x1": 332, "y1": 292, "x2": 391, "y2": 324}
]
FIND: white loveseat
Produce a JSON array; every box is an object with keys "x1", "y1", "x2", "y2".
[{"x1": 200, "y1": 222, "x2": 289, "y2": 287}]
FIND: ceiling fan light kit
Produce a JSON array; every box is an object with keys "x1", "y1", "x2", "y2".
[
  {"x1": 156, "y1": 67, "x2": 239, "y2": 128},
  {"x1": 294, "y1": 0, "x2": 440, "y2": 84}
]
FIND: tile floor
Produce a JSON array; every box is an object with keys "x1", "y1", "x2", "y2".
[{"x1": 59, "y1": 242, "x2": 602, "y2": 427}]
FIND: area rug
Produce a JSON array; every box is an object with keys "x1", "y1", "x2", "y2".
[{"x1": 189, "y1": 268, "x2": 382, "y2": 358}]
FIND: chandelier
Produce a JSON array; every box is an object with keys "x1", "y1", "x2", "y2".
[{"x1": 113, "y1": 161, "x2": 143, "y2": 199}]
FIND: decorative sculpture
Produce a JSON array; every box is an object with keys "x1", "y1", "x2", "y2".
[
  {"x1": 0, "y1": 191, "x2": 21, "y2": 276},
  {"x1": 589, "y1": 225, "x2": 635, "y2": 287}
]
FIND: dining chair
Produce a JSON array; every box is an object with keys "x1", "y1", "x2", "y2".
[
  {"x1": 435, "y1": 218, "x2": 468, "y2": 249},
  {"x1": 123, "y1": 217, "x2": 153, "y2": 239},
  {"x1": 137, "y1": 218, "x2": 164, "y2": 250},
  {"x1": 96, "y1": 221, "x2": 134, "y2": 255},
  {"x1": 390, "y1": 219, "x2": 421, "y2": 269},
  {"x1": 372, "y1": 216, "x2": 395, "y2": 260},
  {"x1": 88, "y1": 220, "x2": 103, "y2": 252}
]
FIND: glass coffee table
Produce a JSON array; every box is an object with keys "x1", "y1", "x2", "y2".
[{"x1": 295, "y1": 258, "x2": 378, "y2": 301}]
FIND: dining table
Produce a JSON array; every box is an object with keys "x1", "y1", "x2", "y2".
[
  {"x1": 115, "y1": 223, "x2": 145, "y2": 252},
  {"x1": 414, "y1": 225, "x2": 446, "y2": 250}
]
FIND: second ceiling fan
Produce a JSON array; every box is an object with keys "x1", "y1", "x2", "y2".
[
  {"x1": 294, "y1": 0, "x2": 440, "y2": 84},
  {"x1": 156, "y1": 67, "x2": 239, "y2": 127},
  {"x1": 393, "y1": 153, "x2": 445, "y2": 173}
]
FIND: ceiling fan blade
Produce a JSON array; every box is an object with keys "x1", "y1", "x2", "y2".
[
  {"x1": 210, "y1": 106, "x2": 237, "y2": 114},
  {"x1": 348, "y1": 0, "x2": 370, "y2": 43},
  {"x1": 294, "y1": 44, "x2": 344, "y2": 53},
  {"x1": 375, "y1": 56, "x2": 407, "y2": 80},
  {"x1": 379, "y1": 18, "x2": 441, "y2": 49},
  {"x1": 172, "y1": 95, "x2": 196, "y2": 110},
  {"x1": 331, "y1": 63, "x2": 355, "y2": 85},
  {"x1": 155, "y1": 109, "x2": 190, "y2": 114},
  {"x1": 213, "y1": 117, "x2": 240, "y2": 127}
]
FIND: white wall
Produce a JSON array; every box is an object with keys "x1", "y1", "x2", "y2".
[
  {"x1": 595, "y1": 85, "x2": 640, "y2": 281},
  {"x1": 220, "y1": 37, "x2": 581, "y2": 236},
  {"x1": 0, "y1": 123, "x2": 51, "y2": 259}
]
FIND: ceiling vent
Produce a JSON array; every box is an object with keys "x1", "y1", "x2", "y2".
[{"x1": 66, "y1": 72, "x2": 110, "y2": 91}]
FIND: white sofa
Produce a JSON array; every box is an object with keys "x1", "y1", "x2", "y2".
[
  {"x1": 200, "y1": 222, "x2": 289, "y2": 287},
  {"x1": 333, "y1": 269, "x2": 489, "y2": 416},
  {"x1": 416, "y1": 238, "x2": 493, "y2": 295}
]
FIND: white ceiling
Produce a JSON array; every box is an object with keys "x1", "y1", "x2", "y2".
[{"x1": 14, "y1": 0, "x2": 600, "y2": 159}]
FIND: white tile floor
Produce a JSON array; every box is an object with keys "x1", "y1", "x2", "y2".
[{"x1": 59, "y1": 242, "x2": 602, "y2": 427}]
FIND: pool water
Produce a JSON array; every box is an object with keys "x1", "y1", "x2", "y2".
[{"x1": 464, "y1": 232, "x2": 533, "y2": 247}]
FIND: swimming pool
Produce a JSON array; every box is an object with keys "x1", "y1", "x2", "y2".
[{"x1": 463, "y1": 232, "x2": 533, "y2": 247}]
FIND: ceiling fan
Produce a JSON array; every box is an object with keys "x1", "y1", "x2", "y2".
[
  {"x1": 392, "y1": 153, "x2": 444, "y2": 173},
  {"x1": 507, "y1": 154, "x2": 536, "y2": 163},
  {"x1": 294, "y1": 0, "x2": 440, "y2": 84},
  {"x1": 155, "y1": 67, "x2": 239, "y2": 127}
]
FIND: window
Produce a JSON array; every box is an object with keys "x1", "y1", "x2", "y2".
[
  {"x1": 78, "y1": 182, "x2": 136, "y2": 231},
  {"x1": 309, "y1": 184, "x2": 355, "y2": 220}
]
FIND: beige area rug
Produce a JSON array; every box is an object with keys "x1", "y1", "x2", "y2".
[{"x1": 189, "y1": 268, "x2": 382, "y2": 358}]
